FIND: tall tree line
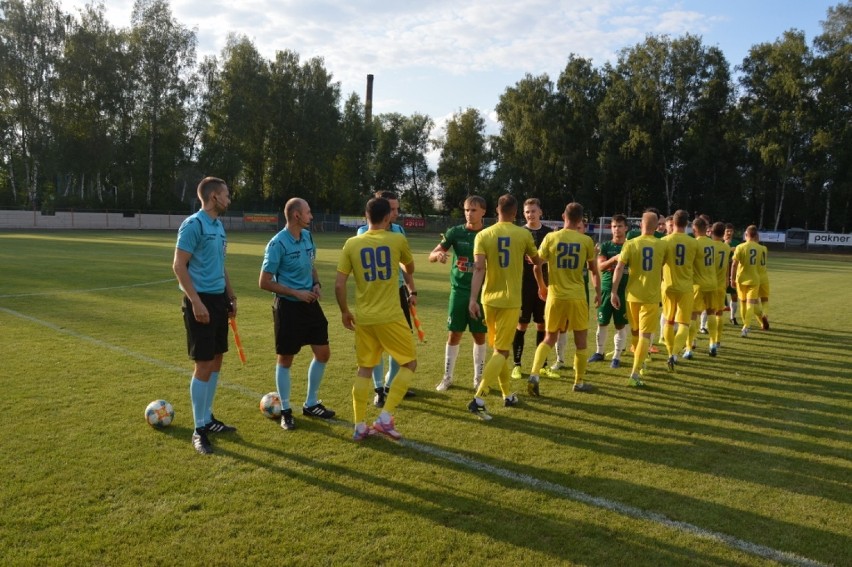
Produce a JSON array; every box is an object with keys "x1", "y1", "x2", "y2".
[{"x1": 1, "y1": 0, "x2": 850, "y2": 231}]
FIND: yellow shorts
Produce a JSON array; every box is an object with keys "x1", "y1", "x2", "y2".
[
  {"x1": 663, "y1": 288, "x2": 693, "y2": 324},
  {"x1": 355, "y1": 319, "x2": 416, "y2": 368},
  {"x1": 710, "y1": 289, "x2": 726, "y2": 312},
  {"x1": 544, "y1": 296, "x2": 589, "y2": 333},
  {"x1": 758, "y1": 280, "x2": 769, "y2": 298},
  {"x1": 484, "y1": 305, "x2": 520, "y2": 351},
  {"x1": 628, "y1": 302, "x2": 660, "y2": 335},
  {"x1": 738, "y1": 284, "x2": 760, "y2": 302},
  {"x1": 692, "y1": 288, "x2": 716, "y2": 314}
]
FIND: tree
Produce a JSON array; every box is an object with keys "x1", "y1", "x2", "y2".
[
  {"x1": 0, "y1": 0, "x2": 66, "y2": 206},
  {"x1": 130, "y1": 0, "x2": 196, "y2": 206},
  {"x1": 554, "y1": 55, "x2": 605, "y2": 215},
  {"x1": 740, "y1": 30, "x2": 814, "y2": 230},
  {"x1": 53, "y1": 2, "x2": 128, "y2": 205},
  {"x1": 813, "y1": 1, "x2": 852, "y2": 232},
  {"x1": 493, "y1": 73, "x2": 562, "y2": 214},
  {"x1": 435, "y1": 107, "x2": 491, "y2": 212},
  {"x1": 372, "y1": 112, "x2": 435, "y2": 217},
  {"x1": 201, "y1": 35, "x2": 270, "y2": 205},
  {"x1": 332, "y1": 92, "x2": 373, "y2": 212}
]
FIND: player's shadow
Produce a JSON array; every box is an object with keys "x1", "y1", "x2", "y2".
[{"x1": 210, "y1": 436, "x2": 767, "y2": 567}]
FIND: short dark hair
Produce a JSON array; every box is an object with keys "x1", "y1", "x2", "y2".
[
  {"x1": 375, "y1": 190, "x2": 398, "y2": 201},
  {"x1": 366, "y1": 197, "x2": 391, "y2": 224},
  {"x1": 692, "y1": 216, "x2": 708, "y2": 234},
  {"x1": 565, "y1": 202, "x2": 584, "y2": 223},
  {"x1": 745, "y1": 225, "x2": 758, "y2": 238},
  {"x1": 497, "y1": 194, "x2": 517, "y2": 216},
  {"x1": 465, "y1": 195, "x2": 486, "y2": 209},
  {"x1": 711, "y1": 221, "x2": 725, "y2": 238},
  {"x1": 197, "y1": 177, "x2": 227, "y2": 202},
  {"x1": 673, "y1": 209, "x2": 689, "y2": 228},
  {"x1": 611, "y1": 213, "x2": 627, "y2": 225},
  {"x1": 645, "y1": 207, "x2": 661, "y2": 218},
  {"x1": 725, "y1": 222, "x2": 735, "y2": 231}
]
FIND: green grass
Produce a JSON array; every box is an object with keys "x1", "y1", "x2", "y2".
[{"x1": 1, "y1": 231, "x2": 850, "y2": 566}]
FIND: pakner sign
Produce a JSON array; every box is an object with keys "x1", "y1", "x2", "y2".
[{"x1": 808, "y1": 232, "x2": 852, "y2": 246}]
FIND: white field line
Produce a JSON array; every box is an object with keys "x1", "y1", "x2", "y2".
[
  {"x1": 0, "y1": 305, "x2": 831, "y2": 567},
  {"x1": 0, "y1": 278, "x2": 175, "y2": 299}
]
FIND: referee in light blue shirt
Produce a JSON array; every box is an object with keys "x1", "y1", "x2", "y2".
[
  {"x1": 260, "y1": 198, "x2": 335, "y2": 431},
  {"x1": 173, "y1": 176, "x2": 238, "y2": 455}
]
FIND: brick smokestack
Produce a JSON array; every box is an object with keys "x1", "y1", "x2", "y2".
[{"x1": 365, "y1": 74, "x2": 374, "y2": 126}]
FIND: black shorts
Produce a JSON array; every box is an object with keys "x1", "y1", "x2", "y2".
[
  {"x1": 519, "y1": 283, "x2": 545, "y2": 325},
  {"x1": 274, "y1": 297, "x2": 329, "y2": 355},
  {"x1": 183, "y1": 293, "x2": 230, "y2": 361},
  {"x1": 399, "y1": 286, "x2": 412, "y2": 328}
]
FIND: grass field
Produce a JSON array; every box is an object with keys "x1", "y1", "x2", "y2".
[{"x1": 1, "y1": 230, "x2": 850, "y2": 567}]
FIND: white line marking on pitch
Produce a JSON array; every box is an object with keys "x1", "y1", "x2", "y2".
[
  {"x1": 0, "y1": 306, "x2": 830, "y2": 567},
  {"x1": 0, "y1": 278, "x2": 175, "y2": 299}
]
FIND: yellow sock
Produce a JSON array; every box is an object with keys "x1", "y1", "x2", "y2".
[
  {"x1": 476, "y1": 353, "x2": 505, "y2": 397},
  {"x1": 687, "y1": 320, "x2": 698, "y2": 350},
  {"x1": 573, "y1": 348, "x2": 588, "y2": 384},
  {"x1": 753, "y1": 301, "x2": 763, "y2": 318},
  {"x1": 741, "y1": 303, "x2": 751, "y2": 327},
  {"x1": 674, "y1": 324, "x2": 690, "y2": 353},
  {"x1": 384, "y1": 366, "x2": 413, "y2": 413},
  {"x1": 631, "y1": 333, "x2": 639, "y2": 351},
  {"x1": 531, "y1": 342, "x2": 553, "y2": 375},
  {"x1": 714, "y1": 315, "x2": 723, "y2": 343},
  {"x1": 663, "y1": 323, "x2": 676, "y2": 356},
  {"x1": 352, "y1": 377, "x2": 373, "y2": 424},
  {"x1": 497, "y1": 357, "x2": 513, "y2": 397},
  {"x1": 707, "y1": 316, "x2": 718, "y2": 345},
  {"x1": 632, "y1": 337, "x2": 650, "y2": 374}
]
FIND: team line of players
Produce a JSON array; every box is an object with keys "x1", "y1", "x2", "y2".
[{"x1": 175, "y1": 178, "x2": 770, "y2": 451}]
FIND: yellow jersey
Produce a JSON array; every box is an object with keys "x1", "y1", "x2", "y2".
[
  {"x1": 710, "y1": 239, "x2": 731, "y2": 291},
  {"x1": 693, "y1": 236, "x2": 718, "y2": 292},
  {"x1": 757, "y1": 243, "x2": 769, "y2": 284},
  {"x1": 619, "y1": 235, "x2": 671, "y2": 304},
  {"x1": 474, "y1": 221, "x2": 538, "y2": 308},
  {"x1": 663, "y1": 232, "x2": 700, "y2": 293},
  {"x1": 337, "y1": 229, "x2": 413, "y2": 326},
  {"x1": 538, "y1": 229, "x2": 596, "y2": 301},
  {"x1": 733, "y1": 240, "x2": 762, "y2": 286}
]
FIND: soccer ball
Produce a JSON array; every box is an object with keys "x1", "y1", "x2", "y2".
[
  {"x1": 145, "y1": 399, "x2": 174, "y2": 427},
  {"x1": 259, "y1": 392, "x2": 282, "y2": 419}
]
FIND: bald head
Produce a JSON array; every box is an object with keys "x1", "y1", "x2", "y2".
[
  {"x1": 641, "y1": 211, "x2": 658, "y2": 235},
  {"x1": 284, "y1": 198, "x2": 307, "y2": 222}
]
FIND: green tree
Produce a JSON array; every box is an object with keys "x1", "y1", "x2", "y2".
[
  {"x1": 493, "y1": 73, "x2": 562, "y2": 213},
  {"x1": 0, "y1": 0, "x2": 65, "y2": 206},
  {"x1": 130, "y1": 0, "x2": 196, "y2": 207},
  {"x1": 201, "y1": 35, "x2": 270, "y2": 206},
  {"x1": 435, "y1": 107, "x2": 491, "y2": 212},
  {"x1": 332, "y1": 92, "x2": 373, "y2": 212},
  {"x1": 740, "y1": 30, "x2": 814, "y2": 230},
  {"x1": 554, "y1": 55, "x2": 605, "y2": 215},
  {"x1": 265, "y1": 50, "x2": 341, "y2": 210},
  {"x1": 813, "y1": 1, "x2": 852, "y2": 231},
  {"x1": 53, "y1": 2, "x2": 128, "y2": 205}
]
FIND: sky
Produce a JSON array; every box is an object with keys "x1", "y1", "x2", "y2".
[{"x1": 59, "y1": 0, "x2": 840, "y2": 136}]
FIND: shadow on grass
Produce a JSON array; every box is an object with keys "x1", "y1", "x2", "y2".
[{"x1": 209, "y1": 436, "x2": 758, "y2": 567}]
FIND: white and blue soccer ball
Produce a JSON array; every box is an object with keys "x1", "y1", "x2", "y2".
[
  {"x1": 259, "y1": 392, "x2": 282, "y2": 419},
  {"x1": 145, "y1": 399, "x2": 174, "y2": 427}
]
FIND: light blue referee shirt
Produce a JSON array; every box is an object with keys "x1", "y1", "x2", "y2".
[
  {"x1": 357, "y1": 222, "x2": 406, "y2": 287},
  {"x1": 261, "y1": 228, "x2": 316, "y2": 302},
  {"x1": 176, "y1": 210, "x2": 227, "y2": 293}
]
